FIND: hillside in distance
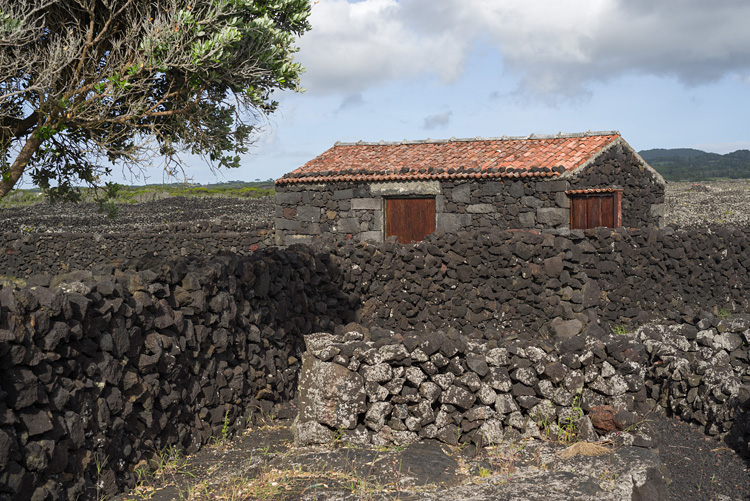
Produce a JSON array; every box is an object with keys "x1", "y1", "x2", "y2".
[{"x1": 639, "y1": 148, "x2": 750, "y2": 181}]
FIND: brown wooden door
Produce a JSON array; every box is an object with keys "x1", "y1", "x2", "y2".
[{"x1": 385, "y1": 198, "x2": 436, "y2": 243}]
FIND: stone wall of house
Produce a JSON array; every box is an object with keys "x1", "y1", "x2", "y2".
[
  {"x1": 275, "y1": 146, "x2": 665, "y2": 245},
  {"x1": 567, "y1": 142, "x2": 666, "y2": 228},
  {"x1": 274, "y1": 181, "x2": 386, "y2": 246},
  {"x1": 0, "y1": 247, "x2": 357, "y2": 500},
  {"x1": 437, "y1": 178, "x2": 570, "y2": 233},
  {"x1": 275, "y1": 178, "x2": 573, "y2": 245}
]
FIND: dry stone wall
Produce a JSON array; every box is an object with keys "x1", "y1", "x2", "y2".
[
  {"x1": 636, "y1": 315, "x2": 750, "y2": 456},
  {"x1": 0, "y1": 247, "x2": 357, "y2": 500},
  {"x1": 294, "y1": 327, "x2": 653, "y2": 448},
  {"x1": 293, "y1": 311, "x2": 749, "y2": 460},
  {"x1": 328, "y1": 226, "x2": 750, "y2": 336},
  {"x1": 0, "y1": 222, "x2": 273, "y2": 278}
]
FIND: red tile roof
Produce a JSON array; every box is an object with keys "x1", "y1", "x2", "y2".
[{"x1": 276, "y1": 131, "x2": 621, "y2": 185}]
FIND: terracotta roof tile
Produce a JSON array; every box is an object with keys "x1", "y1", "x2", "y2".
[{"x1": 277, "y1": 131, "x2": 620, "y2": 185}]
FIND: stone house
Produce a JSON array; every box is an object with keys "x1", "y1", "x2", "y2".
[{"x1": 274, "y1": 131, "x2": 666, "y2": 245}]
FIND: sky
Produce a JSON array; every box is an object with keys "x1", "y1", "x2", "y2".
[{"x1": 122, "y1": 0, "x2": 750, "y2": 185}]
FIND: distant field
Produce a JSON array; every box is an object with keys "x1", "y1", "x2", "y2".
[
  {"x1": 0, "y1": 180, "x2": 275, "y2": 208},
  {"x1": 2, "y1": 179, "x2": 750, "y2": 232}
]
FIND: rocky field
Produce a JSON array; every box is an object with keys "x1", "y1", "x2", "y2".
[
  {"x1": 0, "y1": 196, "x2": 274, "y2": 233},
  {"x1": 1, "y1": 180, "x2": 748, "y2": 233},
  {"x1": 664, "y1": 180, "x2": 750, "y2": 227}
]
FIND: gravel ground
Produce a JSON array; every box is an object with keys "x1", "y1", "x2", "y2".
[
  {"x1": 650, "y1": 416, "x2": 749, "y2": 500},
  {"x1": 0, "y1": 196, "x2": 274, "y2": 233},
  {"x1": 664, "y1": 180, "x2": 750, "y2": 228}
]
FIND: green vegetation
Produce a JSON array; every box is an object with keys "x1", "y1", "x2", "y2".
[
  {"x1": 611, "y1": 324, "x2": 630, "y2": 336},
  {"x1": 0, "y1": 0, "x2": 310, "y2": 202},
  {"x1": 639, "y1": 148, "x2": 750, "y2": 181},
  {"x1": 0, "y1": 180, "x2": 274, "y2": 208}
]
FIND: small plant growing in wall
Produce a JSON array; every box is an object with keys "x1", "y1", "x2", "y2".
[{"x1": 611, "y1": 324, "x2": 629, "y2": 336}]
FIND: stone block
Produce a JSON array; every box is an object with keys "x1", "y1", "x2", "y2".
[
  {"x1": 297, "y1": 206, "x2": 322, "y2": 223},
  {"x1": 296, "y1": 353, "x2": 366, "y2": 430},
  {"x1": 436, "y1": 213, "x2": 471, "y2": 233},
  {"x1": 452, "y1": 183, "x2": 471, "y2": 204},
  {"x1": 356, "y1": 231, "x2": 382, "y2": 242},
  {"x1": 351, "y1": 198, "x2": 382, "y2": 210},
  {"x1": 536, "y1": 207, "x2": 568, "y2": 226},
  {"x1": 335, "y1": 218, "x2": 360, "y2": 233},
  {"x1": 302, "y1": 222, "x2": 322, "y2": 235},
  {"x1": 556, "y1": 191, "x2": 570, "y2": 208},
  {"x1": 283, "y1": 235, "x2": 316, "y2": 245},
  {"x1": 333, "y1": 189, "x2": 354, "y2": 200},
  {"x1": 508, "y1": 181, "x2": 525, "y2": 198},
  {"x1": 481, "y1": 181, "x2": 503, "y2": 197},
  {"x1": 467, "y1": 204, "x2": 496, "y2": 214},
  {"x1": 520, "y1": 196, "x2": 544, "y2": 209},
  {"x1": 518, "y1": 212, "x2": 536, "y2": 227},
  {"x1": 275, "y1": 191, "x2": 302, "y2": 204},
  {"x1": 549, "y1": 318, "x2": 583, "y2": 339},
  {"x1": 547, "y1": 180, "x2": 569, "y2": 192}
]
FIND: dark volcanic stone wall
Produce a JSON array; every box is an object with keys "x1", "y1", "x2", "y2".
[
  {"x1": 3, "y1": 225, "x2": 750, "y2": 499},
  {"x1": 0, "y1": 248, "x2": 358, "y2": 500},
  {"x1": 0, "y1": 222, "x2": 273, "y2": 278},
  {"x1": 329, "y1": 226, "x2": 750, "y2": 336}
]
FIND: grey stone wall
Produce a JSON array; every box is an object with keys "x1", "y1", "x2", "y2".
[
  {"x1": 294, "y1": 312, "x2": 749, "y2": 456},
  {"x1": 438, "y1": 178, "x2": 570, "y2": 232},
  {"x1": 275, "y1": 179, "x2": 571, "y2": 245}
]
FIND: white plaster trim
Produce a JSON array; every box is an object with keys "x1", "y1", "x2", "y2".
[{"x1": 369, "y1": 180, "x2": 441, "y2": 196}]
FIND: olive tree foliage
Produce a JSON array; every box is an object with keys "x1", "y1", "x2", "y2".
[{"x1": 0, "y1": 0, "x2": 311, "y2": 201}]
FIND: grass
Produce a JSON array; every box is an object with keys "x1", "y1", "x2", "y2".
[
  {"x1": 123, "y1": 445, "x2": 195, "y2": 500},
  {"x1": 717, "y1": 307, "x2": 731, "y2": 320},
  {"x1": 0, "y1": 275, "x2": 26, "y2": 288},
  {"x1": 0, "y1": 181, "x2": 275, "y2": 209}
]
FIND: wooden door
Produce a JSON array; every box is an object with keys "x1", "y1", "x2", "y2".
[
  {"x1": 385, "y1": 198, "x2": 436, "y2": 243},
  {"x1": 569, "y1": 192, "x2": 622, "y2": 229}
]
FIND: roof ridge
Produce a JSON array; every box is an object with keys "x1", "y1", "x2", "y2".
[{"x1": 333, "y1": 130, "x2": 620, "y2": 147}]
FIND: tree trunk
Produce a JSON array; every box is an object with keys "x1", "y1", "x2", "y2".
[{"x1": 0, "y1": 132, "x2": 44, "y2": 197}]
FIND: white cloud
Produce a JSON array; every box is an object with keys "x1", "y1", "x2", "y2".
[
  {"x1": 296, "y1": 0, "x2": 750, "y2": 98},
  {"x1": 336, "y1": 93, "x2": 365, "y2": 112},
  {"x1": 422, "y1": 111, "x2": 452, "y2": 130},
  {"x1": 297, "y1": 0, "x2": 467, "y2": 94}
]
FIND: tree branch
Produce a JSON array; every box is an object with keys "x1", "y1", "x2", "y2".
[{"x1": 0, "y1": 129, "x2": 44, "y2": 197}]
